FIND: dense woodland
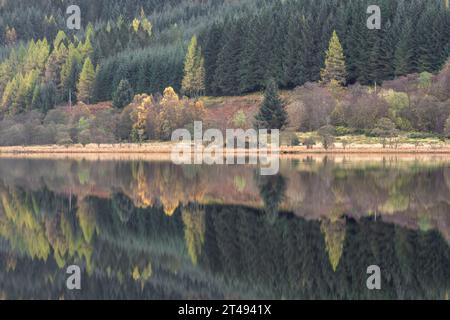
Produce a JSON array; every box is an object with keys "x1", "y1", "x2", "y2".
[{"x1": 0, "y1": 0, "x2": 449, "y2": 146}]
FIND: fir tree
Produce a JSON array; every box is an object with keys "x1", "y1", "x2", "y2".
[
  {"x1": 61, "y1": 43, "x2": 82, "y2": 104},
  {"x1": 214, "y1": 18, "x2": 243, "y2": 95},
  {"x1": 394, "y1": 21, "x2": 415, "y2": 76},
  {"x1": 203, "y1": 22, "x2": 223, "y2": 95},
  {"x1": 113, "y1": 79, "x2": 134, "y2": 109},
  {"x1": 254, "y1": 79, "x2": 287, "y2": 131},
  {"x1": 320, "y1": 30, "x2": 347, "y2": 86},
  {"x1": 77, "y1": 57, "x2": 96, "y2": 104}
]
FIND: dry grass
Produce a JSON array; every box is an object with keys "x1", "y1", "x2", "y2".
[{"x1": 1, "y1": 141, "x2": 449, "y2": 155}]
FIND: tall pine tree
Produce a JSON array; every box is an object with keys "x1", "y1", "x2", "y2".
[
  {"x1": 320, "y1": 30, "x2": 347, "y2": 86},
  {"x1": 77, "y1": 57, "x2": 96, "y2": 104},
  {"x1": 254, "y1": 79, "x2": 287, "y2": 131}
]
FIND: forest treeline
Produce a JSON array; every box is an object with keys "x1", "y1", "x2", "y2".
[
  {"x1": 92, "y1": 0, "x2": 450, "y2": 99},
  {"x1": 0, "y1": 0, "x2": 449, "y2": 145}
]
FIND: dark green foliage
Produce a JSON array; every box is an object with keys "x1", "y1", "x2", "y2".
[
  {"x1": 113, "y1": 79, "x2": 134, "y2": 109},
  {"x1": 254, "y1": 79, "x2": 288, "y2": 130},
  {"x1": 202, "y1": 0, "x2": 450, "y2": 94},
  {"x1": 94, "y1": 44, "x2": 185, "y2": 101},
  {"x1": 255, "y1": 173, "x2": 286, "y2": 224},
  {"x1": 0, "y1": 159, "x2": 449, "y2": 299},
  {"x1": 31, "y1": 82, "x2": 56, "y2": 113}
]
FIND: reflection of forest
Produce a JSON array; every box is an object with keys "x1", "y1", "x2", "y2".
[
  {"x1": 0, "y1": 157, "x2": 449, "y2": 299},
  {"x1": 0, "y1": 157, "x2": 448, "y2": 240}
]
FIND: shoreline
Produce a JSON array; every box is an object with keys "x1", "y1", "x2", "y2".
[{"x1": 0, "y1": 142, "x2": 450, "y2": 157}]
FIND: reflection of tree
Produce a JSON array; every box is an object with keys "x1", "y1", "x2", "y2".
[
  {"x1": 112, "y1": 192, "x2": 135, "y2": 223},
  {"x1": 378, "y1": 173, "x2": 411, "y2": 214},
  {"x1": 131, "y1": 161, "x2": 153, "y2": 208},
  {"x1": 255, "y1": 173, "x2": 286, "y2": 223},
  {"x1": 0, "y1": 158, "x2": 449, "y2": 235},
  {"x1": 320, "y1": 218, "x2": 346, "y2": 272},
  {"x1": 0, "y1": 190, "x2": 449, "y2": 299},
  {"x1": 445, "y1": 168, "x2": 450, "y2": 192},
  {"x1": 77, "y1": 198, "x2": 97, "y2": 242},
  {"x1": 0, "y1": 187, "x2": 93, "y2": 271},
  {"x1": 132, "y1": 262, "x2": 153, "y2": 290},
  {"x1": 0, "y1": 158, "x2": 450, "y2": 299},
  {"x1": 0, "y1": 189, "x2": 51, "y2": 260},
  {"x1": 182, "y1": 206, "x2": 205, "y2": 265}
]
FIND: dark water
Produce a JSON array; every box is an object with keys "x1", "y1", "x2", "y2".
[{"x1": 0, "y1": 156, "x2": 449, "y2": 300}]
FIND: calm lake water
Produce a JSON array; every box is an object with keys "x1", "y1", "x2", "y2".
[{"x1": 0, "y1": 155, "x2": 449, "y2": 300}]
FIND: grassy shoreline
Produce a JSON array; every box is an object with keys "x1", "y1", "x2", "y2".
[{"x1": 1, "y1": 141, "x2": 450, "y2": 155}]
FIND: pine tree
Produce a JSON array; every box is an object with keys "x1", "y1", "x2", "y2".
[
  {"x1": 113, "y1": 79, "x2": 134, "y2": 109},
  {"x1": 45, "y1": 42, "x2": 68, "y2": 100},
  {"x1": 203, "y1": 22, "x2": 223, "y2": 95},
  {"x1": 31, "y1": 82, "x2": 56, "y2": 113},
  {"x1": 283, "y1": 14, "x2": 304, "y2": 88},
  {"x1": 320, "y1": 30, "x2": 347, "y2": 85},
  {"x1": 394, "y1": 20, "x2": 415, "y2": 76},
  {"x1": 366, "y1": 23, "x2": 395, "y2": 84},
  {"x1": 181, "y1": 36, "x2": 205, "y2": 97},
  {"x1": 254, "y1": 79, "x2": 287, "y2": 131},
  {"x1": 61, "y1": 43, "x2": 82, "y2": 104},
  {"x1": 214, "y1": 18, "x2": 243, "y2": 95},
  {"x1": 239, "y1": 16, "x2": 266, "y2": 93},
  {"x1": 77, "y1": 57, "x2": 96, "y2": 104}
]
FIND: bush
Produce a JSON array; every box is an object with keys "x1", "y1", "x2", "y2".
[
  {"x1": 317, "y1": 125, "x2": 336, "y2": 149},
  {"x1": 335, "y1": 126, "x2": 353, "y2": 136},
  {"x1": 291, "y1": 135, "x2": 300, "y2": 146},
  {"x1": 0, "y1": 124, "x2": 27, "y2": 146},
  {"x1": 232, "y1": 110, "x2": 247, "y2": 128},
  {"x1": 303, "y1": 137, "x2": 316, "y2": 149},
  {"x1": 445, "y1": 116, "x2": 450, "y2": 138},
  {"x1": 407, "y1": 132, "x2": 436, "y2": 139},
  {"x1": 78, "y1": 129, "x2": 91, "y2": 145}
]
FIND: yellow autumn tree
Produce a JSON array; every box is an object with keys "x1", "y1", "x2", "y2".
[
  {"x1": 130, "y1": 95, "x2": 151, "y2": 143},
  {"x1": 181, "y1": 36, "x2": 205, "y2": 97}
]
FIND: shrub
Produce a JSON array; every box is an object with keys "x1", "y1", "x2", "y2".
[
  {"x1": 317, "y1": 125, "x2": 336, "y2": 149},
  {"x1": 303, "y1": 137, "x2": 316, "y2": 149},
  {"x1": 291, "y1": 135, "x2": 300, "y2": 146},
  {"x1": 445, "y1": 116, "x2": 450, "y2": 138},
  {"x1": 335, "y1": 126, "x2": 352, "y2": 136},
  {"x1": 232, "y1": 110, "x2": 247, "y2": 128},
  {"x1": 407, "y1": 132, "x2": 436, "y2": 139}
]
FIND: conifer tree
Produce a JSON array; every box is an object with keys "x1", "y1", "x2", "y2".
[
  {"x1": 254, "y1": 79, "x2": 287, "y2": 131},
  {"x1": 203, "y1": 22, "x2": 223, "y2": 95},
  {"x1": 77, "y1": 57, "x2": 96, "y2": 104},
  {"x1": 113, "y1": 79, "x2": 134, "y2": 109},
  {"x1": 181, "y1": 36, "x2": 205, "y2": 97},
  {"x1": 394, "y1": 21, "x2": 415, "y2": 76},
  {"x1": 239, "y1": 16, "x2": 263, "y2": 93},
  {"x1": 61, "y1": 44, "x2": 82, "y2": 104},
  {"x1": 320, "y1": 30, "x2": 347, "y2": 85},
  {"x1": 45, "y1": 42, "x2": 68, "y2": 100},
  {"x1": 214, "y1": 19, "x2": 243, "y2": 95}
]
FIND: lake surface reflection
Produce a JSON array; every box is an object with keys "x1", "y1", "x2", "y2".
[{"x1": 0, "y1": 155, "x2": 449, "y2": 299}]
